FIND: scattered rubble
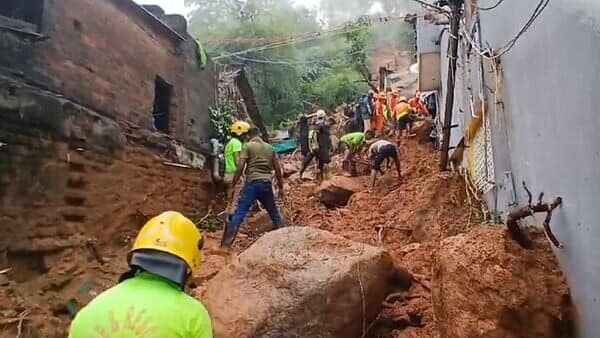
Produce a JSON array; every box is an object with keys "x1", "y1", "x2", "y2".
[
  {"x1": 277, "y1": 138, "x2": 574, "y2": 337},
  {"x1": 433, "y1": 227, "x2": 574, "y2": 338},
  {"x1": 1, "y1": 132, "x2": 574, "y2": 337},
  {"x1": 317, "y1": 176, "x2": 366, "y2": 208}
]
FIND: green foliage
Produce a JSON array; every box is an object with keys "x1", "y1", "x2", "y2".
[
  {"x1": 187, "y1": 0, "x2": 416, "y2": 127},
  {"x1": 197, "y1": 213, "x2": 223, "y2": 232},
  {"x1": 209, "y1": 100, "x2": 235, "y2": 142},
  {"x1": 304, "y1": 68, "x2": 369, "y2": 110}
]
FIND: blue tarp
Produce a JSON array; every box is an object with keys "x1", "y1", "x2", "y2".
[{"x1": 271, "y1": 139, "x2": 297, "y2": 154}]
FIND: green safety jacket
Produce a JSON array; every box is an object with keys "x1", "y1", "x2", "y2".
[
  {"x1": 225, "y1": 137, "x2": 243, "y2": 174},
  {"x1": 340, "y1": 132, "x2": 365, "y2": 150},
  {"x1": 69, "y1": 272, "x2": 213, "y2": 338}
]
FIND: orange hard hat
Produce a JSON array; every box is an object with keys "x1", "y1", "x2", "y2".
[{"x1": 378, "y1": 92, "x2": 387, "y2": 100}]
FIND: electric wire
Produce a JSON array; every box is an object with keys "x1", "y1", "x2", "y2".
[
  {"x1": 213, "y1": 14, "x2": 418, "y2": 60},
  {"x1": 476, "y1": 0, "x2": 506, "y2": 11},
  {"x1": 406, "y1": 0, "x2": 451, "y2": 13},
  {"x1": 461, "y1": 0, "x2": 551, "y2": 59}
]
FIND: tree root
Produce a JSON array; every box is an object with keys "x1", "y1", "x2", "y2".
[{"x1": 506, "y1": 181, "x2": 563, "y2": 249}]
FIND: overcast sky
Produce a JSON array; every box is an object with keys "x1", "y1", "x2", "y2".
[{"x1": 134, "y1": 0, "x2": 321, "y2": 16}]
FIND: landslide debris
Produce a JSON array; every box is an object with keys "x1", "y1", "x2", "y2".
[{"x1": 202, "y1": 226, "x2": 395, "y2": 338}]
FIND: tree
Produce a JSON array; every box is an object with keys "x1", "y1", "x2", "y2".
[
  {"x1": 187, "y1": 0, "x2": 416, "y2": 127},
  {"x1": 185, "y1": 0, "x2": 244, "y2": 39}
]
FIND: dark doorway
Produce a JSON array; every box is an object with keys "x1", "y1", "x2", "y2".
[
  {"x1": 152, "y1": 76, "x2": 172, "y2": 133},
  {"x1": 0, "y1": 0, "x2": 44, "y2": 29}
]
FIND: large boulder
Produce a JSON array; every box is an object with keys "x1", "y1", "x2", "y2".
[
  {"x1": 203, "y1": 226, "x2": 395, "y2": 338},
  {"x1": 317, "y1": 176, "x2": 365, "y2": 207},
  {"x1": 432, "y1": 227, "x2": 574, "y2": 338}
]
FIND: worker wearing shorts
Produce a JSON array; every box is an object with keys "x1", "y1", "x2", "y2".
[{"x1": 368, "y1": 139, "x2": 401, "y2": 188}]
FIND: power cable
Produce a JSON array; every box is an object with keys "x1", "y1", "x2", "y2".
[
  {"x1": 231, "y1": 48, "x2": 376, "y2": 67},
  {"x1": 212, "y1": 15, "x2": 418, "y2": 60},
  {"x1": 494, "y1": 0, "x2": 550, "y2": 57},
  {"x1": 461, "y1": 0, "x2": 551, "y2": 59},
  {"x1": 407, "y1": 0, "x2": 451, "y2": 13},
  {"x1": 476, "y1": 0, "x2": 506, "y2": 11}
]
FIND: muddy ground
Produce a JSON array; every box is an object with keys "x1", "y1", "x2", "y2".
[
  {"x1": 197, "y1": 137, "x2": 574, "y2": 337},
  {"x1": 1, "y1": 137, "x2": 573, "y2": 337}
]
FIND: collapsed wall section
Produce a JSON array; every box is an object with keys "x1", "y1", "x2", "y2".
[{"x1": 0, "y1": 77, "x2": 215, "y2": 337}]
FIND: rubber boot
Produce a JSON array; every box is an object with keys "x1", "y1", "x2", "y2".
[{"x1": 220, "y1": 215, "x2": 238, "y2": 248}]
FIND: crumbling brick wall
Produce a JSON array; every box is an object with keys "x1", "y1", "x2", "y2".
[
  {"x1": 0, "y1": 0, "x2": 220, "y2": 144},
  {"x1": 0, "y1": 77, "x2": 217, "y2": 337},
  {"x1": 0, "y1": 77, "x2": 214, "y2": 274},
  {"x1": 35, "y1": 0, "x2": 183, "y2": 128}
]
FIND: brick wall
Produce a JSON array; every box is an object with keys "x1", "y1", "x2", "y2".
[
  {"x1": 0, "y1": 78, "x2": 217, "y2": 337},
  {"x1": 0, "y1": 0, "x2": 218, "y2": 144},
  {"x1": 36, "y1": 0, "x2": 183, "y2": 128},
  {"x1": 0, "y1": 77, "x2": 214, "y2": 268},
  {"x1": 181, "y1": 40, "x2": 218, "y2": 145}
]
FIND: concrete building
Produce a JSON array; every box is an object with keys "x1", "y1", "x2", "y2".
[{"x1": 419, "y1": 0, "x2": 600, "y2": 335}]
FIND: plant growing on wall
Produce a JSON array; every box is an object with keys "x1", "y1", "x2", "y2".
[{"x1": 209, "y1": 100, "x2": 235, "y2": 142}]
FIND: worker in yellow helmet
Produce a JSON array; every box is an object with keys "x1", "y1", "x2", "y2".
[
  {"x1": 394, "y1": 96, "x2": 417, "y2": 139},
  {"x1": 224, "y1": 121, "x2": 251, "y2": 214},
  {"x1": 69, "y1": 211, "x2": 213, "y2": 338}
]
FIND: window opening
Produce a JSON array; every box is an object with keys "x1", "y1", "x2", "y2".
[{"x1": 152, "y1": 76, "x2": 172, "y2": 133}]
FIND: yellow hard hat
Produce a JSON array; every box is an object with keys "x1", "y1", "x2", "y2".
[
  {"x1": 230, "y1": 121, "x2": 251, "y2": 136},
  {"x1": 131, "y1": 211, "x2": 203, "y2": 275}
]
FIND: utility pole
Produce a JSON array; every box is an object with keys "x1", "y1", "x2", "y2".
[{"x1": 439, "y1": 0, "x2": 463, "y2": 170}]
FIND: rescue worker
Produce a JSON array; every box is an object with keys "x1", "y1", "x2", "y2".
[
  {"x1": 367, "y1": 90, "x2": 376, "y2": 126},
  {"x1": 408, "y1": 92, "x2": 429, "y2": 116},
  {"x1": 339, "y1": 130, "x2": 374, "y2": 176},
  {"x1": 389, "y1": 89, "x2": 401, "y2": 119},
  {"x1": 224, "y1": 121, "x2": 251, "y2": 214},
  {"x1": 358, "y1": 92, "x2": 374, "y2": 132},
  {"x1": 297, "y1": 113, "x2": 310, "y2": 158},
  {"x1": 221, "y1": 127, "x2": 285, "y2": 248},
  {"x1": 394, "y1": 96, "x2": 417, "y2": 138},
  {"x1": 69, "y1": 211, "x2": 213, "y2": 338},
  {"x1": 300, "y1": 110, "x2": 331, "y2": 182},
  {"x1": 368, "y1": 139, "x2": 402, "y2": 188},
  {"x1": 373, "y1": 92, "x2": 387, "y2": 134}
]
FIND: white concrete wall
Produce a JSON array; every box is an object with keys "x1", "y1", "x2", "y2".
[{"x1": 438, "y1": 0, "x2": 600, "y2": 335}]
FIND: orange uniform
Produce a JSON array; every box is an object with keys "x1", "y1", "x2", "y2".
[
  {"x1": 373, "y1": 99, "x2": 386, "y2": 132},
  {"x1": 409, "y1": 97, "x2": 429, "y2": 115},
  {"x1": 389, "y1": 95, "x2": 399, "y2": 119}
]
